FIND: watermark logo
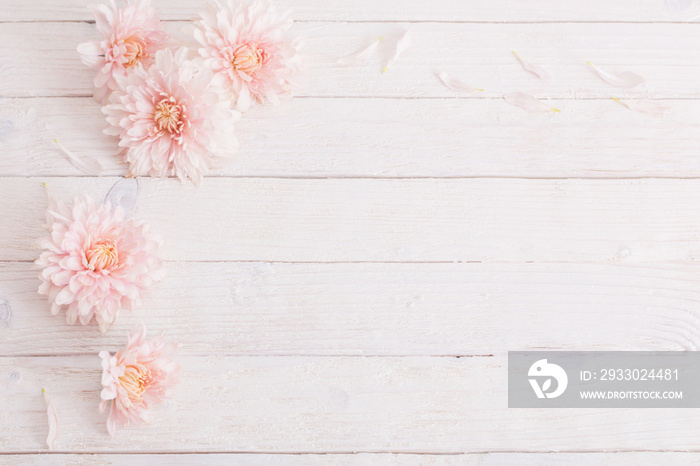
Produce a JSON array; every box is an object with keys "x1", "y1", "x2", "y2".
[{"x1": 528, "y1": 359, "x2": 568, "y2": 399}]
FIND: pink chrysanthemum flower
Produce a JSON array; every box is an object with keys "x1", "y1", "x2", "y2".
[
  {"x1": 103, "y1": 47, "x2": 239, "y2": 184},
  {"x1": 36, "y1": 194, "x2": 163, "y2": 333},
  {"x1": 193, "y1": 0, "x2": 302, "y2": 111},
  {"x1": 77, "y1": 0, "x2": 168, "y2": 104},
  {"x1": 100, "y1": 323, "x2": 179, "y2": 436}
]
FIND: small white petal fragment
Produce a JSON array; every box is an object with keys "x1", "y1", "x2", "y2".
[
  {"x1": 512, "y1": 51, "x2": 550, "y2": 81},
  {"x1": 337, "y1": 36, "x2": 383, "y2": 66},
  {"x1": 587, "y1": 61, "x2": 644, "y2": 88},
  {"x1": 613, "y1": 98, "x2": 670, "y2": 116},
  {"x1": 105, "y1": 177, "x2": 139, "y2": 214},
  {"x1": 383, "y1": 30, "x2": 411, "y2": 73},
  {"x1": 42, "y1": 388, "x2": 58, "y2": 451},
  {"x1": 53, "y1": 139, "x2": 104, "y2": 175},
  {"x1": 504, "y1": 92, "x2": 560, "y2": 113},
  {"x1": 437, "y1": 72, "x2": 484, "y2": 93}
]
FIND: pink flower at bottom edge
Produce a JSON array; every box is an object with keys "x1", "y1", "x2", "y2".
[{"x1": 100, "y1": 323, "x2": 179, "y2": 436}]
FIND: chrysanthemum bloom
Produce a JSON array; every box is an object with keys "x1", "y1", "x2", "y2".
[
  {"x1": 77, "y1": 0, "x2": 168, "y2": 104},
  {"x1": 36, "y1": 195, "x2": 163, "y2": 333},
  {"x1": 100, "y1": 323, "x2": 179, "y2": 436},
  {"x1": 103, "y1": 47, "x2": 239, "y2": 184},
  {"x1": 193, "y1": 0, "x2": 302, "y2": 111}
]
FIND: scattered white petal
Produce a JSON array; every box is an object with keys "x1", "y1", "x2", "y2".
[
  {"x1": 437, "y1": 72, "x2": 484, "y2": 93},
  {"x1": 512, "y1": 51, "x2": 550, "y2": 81},
  {"x1": 42, "y1": 388, "x2": 58, "y2": 451},
  {"x1": 504, "y1": 92, "x2": 560, "y2": 114},
  {"x1": 53, "y1": 139, "x2": 104, "y2": 175},
  {"x1": 337, "y1": 37, "x2": 383, "y2": 66},
  {"x1": 383, "y1": 30, "x2": 411, "y2": 73},
  {"x1": 587, "y1": 61, "x2": 644, "y2": 88},
  {"x1": 613, "y1": 98, "x2": 670, "y2": 116},
  {"x1": 105, "y1": 177, "x2": 139, "y2": 214},
  {"x1": 664, "y1": 0, "x2": 700, "y2": 20}
]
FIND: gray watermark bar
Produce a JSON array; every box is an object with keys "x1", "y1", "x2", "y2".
[{"x1": 508, "y1": 352, "x2": 700, "y2": 408}]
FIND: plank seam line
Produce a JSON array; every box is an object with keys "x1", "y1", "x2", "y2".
[
  {"x1": 8, "y1": 176, "x2": 700, "y2": 180},
  {"x1": 0, "y1": 450, "x2": 698, "y2": 455},
  {"x1": 1, "y1": 19, "x2": 699, "y2": 25},
  {"x1": 7, "y1": 95, "x2": 700, "y2": 101},
  {"x1": 0, "y1": 354, "x2": 496, "y2": 358},
  {"x1": 1, "y1": 260, "x2": 697, "y2": 264}
]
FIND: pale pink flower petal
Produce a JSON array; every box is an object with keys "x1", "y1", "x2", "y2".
[
  {"x1": 437, "y1": 71, "x2": 484, "y2": 93},
  {"x1": 77, "y1": 0, "x2": 168, "y2": 105},
  {"x1": 613, "y1": 98, "x2": 670, "y2": 116},
  {"x1": 53, "y1": 139, "x2": 104, "y2": 175},
  {"x1": 36, "y1": 194, "x2": 163, "y2": 333},
  {"x1": 103, "y1": 48, "x2": 239, "y2": 184},
  {"x1": 383, "y1": 30, "x2": 411, "y2": 73},
  {"x1": 42, "y1": 389, "x2": 58, "y2": 451},
  {"x1": 100, "y1": 324, "x2": 179, "y2": 436},
  {"x1": 337, "y1": 37, "x2": 383, "y2": 66},
  {"x1": 512, "y1": 51, "x2": 550, "y2": 81},
  {"x1": 193, "y1": 0, "x2": 303, "y2": 111},
  {"x1": 587, "y1": 61, "x2": 644, "y2": 88},
  {"x1": 504, "y1": 92, "x2": 560, "y2": 113}
]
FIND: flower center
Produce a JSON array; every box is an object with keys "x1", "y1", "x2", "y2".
[
  {"x1": 86, "y1": 240, "x2": 119, "y2": 272},
  {"x1": 231, "y1": 42, "x2": 267, "y2": 75},
  {"x1": 154, "y1": 97, "x2": 184, "y2": 134},
  {"x1": 119, "y1": 364, "x2": 153, "y2": 403},
  {"x1": 122, "y1": 36, "x2": 147, "y2": 68}
]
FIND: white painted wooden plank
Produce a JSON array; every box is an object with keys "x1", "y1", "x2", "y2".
[
  {"x1": 4, "y1": 452, "x2": 700, "y2": 465},
  {"x1": 4, "y1": 355, "x2": 700, "y2": 453},
  {"x1": 2, "y1": 22, "x2": 700, "y2": 99},
  {"x1": 0, "y1": 0, "x2": 696, "y2": 22},
  {"x1": 2, "y1": 177, "x2": 700, "y2": 263},
  {"x1": 2, "y1": 261, "x2": 700, "y2": 356},
  {"x1": 2, "y1": 97, "x2": 698, "y2": 178}
]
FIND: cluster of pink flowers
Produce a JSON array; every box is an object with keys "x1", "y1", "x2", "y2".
[
  {"x1": 78, "y1": 0, "x2": 302, "y2": 183},
  {"x1": 37, "y1": 0, "x2": 302, "y2": 439},
  {"x1": 36, "y1": 192, "x2": 174, "y2": 436}
]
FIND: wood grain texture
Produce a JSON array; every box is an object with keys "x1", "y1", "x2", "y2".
[
  {"x1": 3, "y1": 177, "x2": 700, "y2": 263},
  {"x1": 2, "y1": 261, "x2": 700, "y2": 357},
  {"x1": 4, "y1": 355, "x2": 700, "y2": 453},
  {"x1": 1, "y1": 0, "x2": 697, "y2": 22},
  {"x1": 3, "y1": 22, "x2": 700, "y2": 99},
  {"x1": 6, "y1": 453, "x2": 700, "y2": 465},
  {"x1": 2, "y1": 97, "x2": 698, "y2": 178}
]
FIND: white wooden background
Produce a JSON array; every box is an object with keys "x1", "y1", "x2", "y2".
[{"x1": 2, "y1": 0, "x2": 700, "y2": 464}]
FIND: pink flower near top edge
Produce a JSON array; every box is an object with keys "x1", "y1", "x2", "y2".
[
  {"x1": 77, "y1": 0, "x2": 168, "y2": 104},
  {"x1": 36, "y1": 194, "x2": 163, "y2": 333},
  {"x1": 100, "y1": 323, "x2": 179, "y2": 436},
  {"x1": 103, "y1": 47, "x2": 239, "y2": 184},
  {"x1": 193, "y1": 0, "x2": 302, "y2": 111}
]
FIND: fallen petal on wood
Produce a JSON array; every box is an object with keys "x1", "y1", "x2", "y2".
[
  {"x1": 613, "y1": 98, "x2": 670, "y2": 116},
  {"x1": 587, "y1": 61, "x2": 644, "y2": 88},
  {"x1": 42, "y1": 389, "x2": 58, "y2": 451},
  {"x1": 54, "y1": 139, "x2": 104, "y2": 175},
  {"x1": 337, "y1": 36, "x2": 383, "y2": 66},
  {"x1": 512, "y1": 51, "x2": 550, "y2": 81},
  {"x1": 437, "y1": 72, "x2": 484, "y2": 93},
  {"x1": 504, "y1": 92, "x2": 560, "y2": 113},
  {"x1": 105, "y1": 177, "x2": 139, "y2": 214},
  {"x1": 383, "y1": 30, "x2": 411, "y2": 73}
]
